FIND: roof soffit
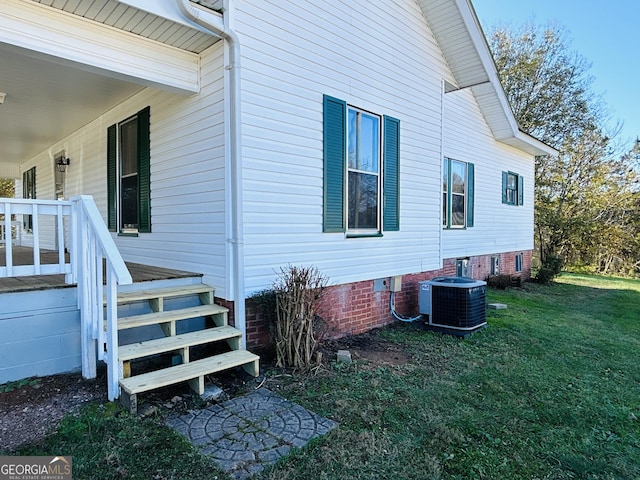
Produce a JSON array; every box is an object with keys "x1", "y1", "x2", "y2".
[
  {"x1": 417, "y1": 0, "x2": 555, "y2": 156},
  {"x1": 28, "y1": 0, "x2": 222, "y2": 53}
]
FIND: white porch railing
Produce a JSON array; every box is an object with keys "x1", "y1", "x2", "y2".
[
  {"x1": 0, "y1": 199, "x2": 70, "y2": 277},
  {"x1": 0, "y1": 219, "x2": 21, "y2": 246},
  {"x1": 0, "y1": 196, "x2": 132, "y2": 401}
]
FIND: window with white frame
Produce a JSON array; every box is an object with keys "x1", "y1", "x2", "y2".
[
  {"x1": 107, "y1": 107, "x2": 151, "y2": 234},
  {"x1": 502, "y1": 171, "x2": 523, "y2": 206},
  {"x1": 491, "y1": 255, "x2": 500, "y2": 275},
  {"x1": 54, "y1": 152, "x2": 66, "y2": 200},
  {"x1": 347, "y1": 107, "x2": 380, "y2": 231},
  {"x1": 456, "y1": 257, "x2": 470, "y2": 277},
  {"x1": 443, "y1": 158, "x2": 474, "y2": 228},
  {"x1": 323, "y1": 95, "x2": 400, "y2": 235},
  {"x1": 22, "y1": 166, "x2": 35, "y2": 232}
]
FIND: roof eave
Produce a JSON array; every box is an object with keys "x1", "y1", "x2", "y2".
[{"x1": 419, "y1": 0, "x2": 556, "y2": 157}]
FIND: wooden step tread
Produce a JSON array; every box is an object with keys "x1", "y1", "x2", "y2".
[
  {"x1": 118, "y1": 325, "x2": 242, "y2": 362},
  {"x1": 119, "y1": 350, "x2": 260, "y2": 395},
  {"x1": 118, "y1": 304, "x2": 228, "y2": 330},
  {"x1": 108, "y1": 284, "x2": 215, "y2": 305}
]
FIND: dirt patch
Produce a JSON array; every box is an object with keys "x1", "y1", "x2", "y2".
[
  {"x1": 349, "y1": 348, "x2": 411, "y2": 366},
  {"x1": 0, "y1": 373, "x2": 107, "y2": 452},
  {"x1": 0, "y1": 370, "x2": 262, "y2": 454},
  {"x1": 320, "y1": 327, "x2": 413, "y2": 368}
]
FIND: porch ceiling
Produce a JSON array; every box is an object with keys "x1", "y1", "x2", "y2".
[
  {"x1": 0, "y1": 44, "x2": 143, "y2": 168},
  {"x1": 0, "y1": 0, "x2": 222, "y2": 173}
]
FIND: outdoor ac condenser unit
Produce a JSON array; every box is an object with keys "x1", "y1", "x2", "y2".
[{"x1": 418, "y1": 277, "x2": 487, "y2": 335}]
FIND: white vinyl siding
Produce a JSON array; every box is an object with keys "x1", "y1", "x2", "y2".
[
  {"x1": 237, "y1": 0, "x2": 448, "y2": 291},
  {"x1": 16, "y1": 0, "x2": 538, "y2": 300},
  {"x1": 442, "y1": 87, "x2": 535, "y2": 259},
  {"x1": 237, "y1": 0, "x2": 535, "y2": 292}
]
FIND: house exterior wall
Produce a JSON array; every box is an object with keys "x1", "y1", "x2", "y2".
[
  {"x1": 7, "y1": 0, "x2": 539, "y2": 356},
  {"x1": 19, "y1": 43, "x2": 231, "y2": 297},
  {"x1": 441, "y1": 88, "x2": 535, "y2": 258},
  {"x1": 243, "y1": 249, "x2": 530, "y2": 349},
  {"x1": 234, "y1": 0, "x2": 536, "y2": 294},
  {"x1": 236, "y1": 0, "x2": 447, "y2": 292}
]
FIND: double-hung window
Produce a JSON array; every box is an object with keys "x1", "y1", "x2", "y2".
[
  {"x1": 348, "y1": 107, "x2": 380, "y2": 231},
  {"x1": 502, "y1": 171, "x2": 524, "y2": 206},
  {"x1": 443, "y1": 158, "x2": 474, "y2": 228},
  {"x1": 323, "y1": 95, "x2": 400, "y2": 235},
  {"x1": 107, "y1": 107, "x2": 151, "y2": 234}
]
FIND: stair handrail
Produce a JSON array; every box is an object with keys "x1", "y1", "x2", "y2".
[{"x1": 71, "y1": 195, "x2": 132, "y2": 401}]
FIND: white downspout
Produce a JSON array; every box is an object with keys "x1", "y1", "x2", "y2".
[
  {"x1": 439, "y1": 80, "x2": 445, "y2": 270},
  {"x1": 176, "y1": 0, "x2": 246, "y2": 349}
]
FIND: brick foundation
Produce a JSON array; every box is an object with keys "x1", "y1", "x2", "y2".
[{"x1": 222, "y1": 250, "x2": 531, "y2": 350}]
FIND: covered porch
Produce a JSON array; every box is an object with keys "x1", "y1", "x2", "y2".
[
  {"x1": 0, "y1": 198, "x2": 257, "y2": 407},
  {"x1": 0, "y1": 3, "x2": 258, "y2": 405}
]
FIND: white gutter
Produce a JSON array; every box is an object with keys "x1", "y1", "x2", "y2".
[{"x1": 175, "y1": 0, "x2": 246, "y2": 349}]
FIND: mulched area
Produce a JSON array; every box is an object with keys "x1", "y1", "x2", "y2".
[{"x1": 0, "y1": 373, "x2": 107, "y2": 452}]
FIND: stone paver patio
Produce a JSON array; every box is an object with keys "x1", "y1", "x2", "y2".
[{"x1": 167, "y1": 388, "x2": 337, "y2": 479}]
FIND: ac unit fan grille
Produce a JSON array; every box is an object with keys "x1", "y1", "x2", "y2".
[{"x1": 431, "y1": 284, "x2": 486, "y2": 328}]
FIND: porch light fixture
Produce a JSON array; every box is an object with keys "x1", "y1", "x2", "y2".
[{"x1": 56, "y1": 156, "x2": 70, "y2": 173}]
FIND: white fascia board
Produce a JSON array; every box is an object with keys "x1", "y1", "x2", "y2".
[
  {"x1": 454, "y1": 0, "x2": 520, "y2": 134},
  {"x1": 116, "y1": 0, "x2": 224, "y2": 35},
  {"x1": 510, "y1": 132, "x2": 559, "y2": 157},
  {"x1": 1, "y1": 0, "x2": 200, "y2": 94}
]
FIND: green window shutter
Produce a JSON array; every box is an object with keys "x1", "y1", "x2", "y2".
[
  {"x1": 323, "y1": 95, "x2": 346, "y2": 232},
  {"x1": 137, "y1": 106, "x2": 151, "y2": 233},
  {"x1": 518, "y1": 175, "x2": 524, "y2": 206},
  {"x1": 107, "y1": 124, "x2": 117, "y2": 231},
  {"x1": 383, "y1": 115, "x2": 400, "y2": 231},
  {"x1": 501, "y1": 171, "x2": 508, "y2": 204},
  {"x1": 466, "y1": 162, "x2": 475, "y2": 227}
]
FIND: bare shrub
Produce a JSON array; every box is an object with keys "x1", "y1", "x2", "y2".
[{"x1": 273, "y1": 265, "x2": 327, "y2": 371}]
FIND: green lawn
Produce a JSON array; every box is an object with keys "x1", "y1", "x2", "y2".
[
  {"x1": 6, "y1": 273, "x2": 640, "y2": 479},
  {"x1": 263, "y1": 274, "x2": 640, "y2": 479}
]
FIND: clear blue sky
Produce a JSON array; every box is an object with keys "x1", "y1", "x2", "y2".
[{"x1": 471, "y1": 0, "x2": 639, "y2": 152}]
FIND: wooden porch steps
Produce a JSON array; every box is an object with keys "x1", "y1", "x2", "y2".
[
  {"x1": 111, "y1": 284, "x2": 216, "y2": 304},
  {"x1": 112, "y1": 281, "x2": 259, "y2": 412},
  {"x1": 118, "y1": 325, "x2": 242, "y2": 362},
  {"x1": 119, "y1": 350, "x2": 259, "y2": 413},
  {"x1": 117, "y1": 304, "x2": 228, "y2": 331}
]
